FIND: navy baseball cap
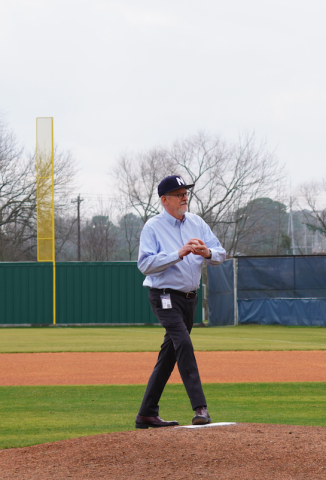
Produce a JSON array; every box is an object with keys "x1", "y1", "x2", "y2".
[{"x1": 158, "y1": 175, "x2": 195, "y2": 197}]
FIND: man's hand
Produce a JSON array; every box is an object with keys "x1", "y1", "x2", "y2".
[
  {"x1": 188, "y1": 238, "x2": 211, "y2": 259},
  {"x1": 178, "y1": 241, "x2": 196, "y2": 259}
]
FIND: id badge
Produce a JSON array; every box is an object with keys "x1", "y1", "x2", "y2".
[{"x1": 160, "y1": 294, "x2": 172, "y2": 309}]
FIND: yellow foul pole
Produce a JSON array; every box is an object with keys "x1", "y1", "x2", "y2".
[{"x1": 36, "y1": 118, "x2": 56, "y2": 325}]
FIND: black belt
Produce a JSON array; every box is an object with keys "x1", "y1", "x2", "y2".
[{"x1": 150, "y1": 288, "x2": 197, "y2": 299}]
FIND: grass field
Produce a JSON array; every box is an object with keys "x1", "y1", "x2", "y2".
[
  {"x1": 1, "y1": 383, "x2": 326, "y2": 449},
  {"x1": 1, "y1": 325, "x2": 326, "y2": 450},
  {"x1": 1, "y1": 325, "x2": 326, "y2": 353}
]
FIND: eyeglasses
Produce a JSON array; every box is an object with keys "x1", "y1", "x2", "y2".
[{"x1": 167, "y1": 191, "x2": 190, "y2": 199}]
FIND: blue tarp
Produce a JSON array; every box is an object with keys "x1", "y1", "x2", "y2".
[
  {"x1": 238, "y1": 298, "x2": 326, "y2": 326},
  {"x1": 238, "y1": 257, "x2": 326, "y2": 299},
  {"x1": 237, "y1": 257, "x2": 326, "y2": 325},
  {"x1": 208, "y1": 260, "x2": 234, "y2": 326},
  {"x1": 208, "y1": 256, "x2": 326, "y2": 326}
]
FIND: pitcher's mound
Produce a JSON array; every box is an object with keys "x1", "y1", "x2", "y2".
[{"x1": 1, "y1": 423, "x2": 326, "y2": 479}]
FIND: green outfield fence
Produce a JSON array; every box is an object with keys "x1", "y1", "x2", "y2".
[{"x1": 0, "y1": 262, "x2": 203, "y2": 326}]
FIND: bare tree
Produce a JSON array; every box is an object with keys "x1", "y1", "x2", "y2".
[
  {"x1": 0, "y1": 118, "x2": 38, "y2": 260},
  {"x1": 296, "y1": 179, "x2": 326, "y2": 237},
  {"x1": 112, "y1": 131, "x2": 285, "y2": 254},
  {"x1": 34, "y1": 146, "x2": 79, "y2": 258},
  {"x1": 0, "y1": 117, "x2": 79, "y2": 260},
  {"x1": 78, "y1": 197, "x2": 119, "y2": 261},
  {"x1": 113, "y1": 148, "x2": 172, "y2": 223},
  {"x1": 117, "y1": 212, "x2": 143, "y2": 260},
  {"x1": 54, "y1": 214, "x2": 78, "y2": 260},
  {"x1": 166, "y1": 132, "x2": 286, "y2": 253},
  {"x1": 81, "y1": 215, "x2": 119, "y2": 261}
]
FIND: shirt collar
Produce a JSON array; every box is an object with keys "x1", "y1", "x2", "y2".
[{"x1": 162, "y1": 208, "x2": 187, "y2": 227}]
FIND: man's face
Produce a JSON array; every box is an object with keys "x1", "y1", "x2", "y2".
[{"x1": 161, "y1": 187, "x2": 188, "y2": 219}]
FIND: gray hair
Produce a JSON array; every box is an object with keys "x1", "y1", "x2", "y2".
[{"x1": 160, "y1": 195, "x2": 170, "y2": 209}]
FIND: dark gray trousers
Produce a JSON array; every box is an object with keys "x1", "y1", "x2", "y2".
[{"x1": 138, "y1": 289, "x2": 207, "y2": 417}]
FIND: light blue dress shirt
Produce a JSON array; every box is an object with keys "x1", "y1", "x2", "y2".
[{"x1": 138, "y1": 208, "x2": 226, "y2": 292}]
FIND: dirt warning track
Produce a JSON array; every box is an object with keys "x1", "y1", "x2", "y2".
[{"x1": 1, "y1": 350, "x2": 326, "y2": 385}]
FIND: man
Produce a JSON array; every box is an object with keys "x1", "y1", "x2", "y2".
[{"x1": 135, "y1": 175, "x2": 226, "y2": 429}]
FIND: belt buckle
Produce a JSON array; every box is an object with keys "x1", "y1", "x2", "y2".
[{"x1": 186, "y1": 292, "x2": 192, "y2": 298}]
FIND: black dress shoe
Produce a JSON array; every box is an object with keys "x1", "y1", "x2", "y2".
[
  {"x1": 192, "y1": 406, "x2": 212, "y2": 425},
  {"x1": 135, "y1": 414, "x2": 179, "y2": 429}
]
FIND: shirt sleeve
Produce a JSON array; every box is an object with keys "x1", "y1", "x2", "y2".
[
  {"x1": 201, "y1": 220, "x2": 227, "y2": 266},
  {"x1": 137, "y1": 224, "x2": 182, "y2": 276}
]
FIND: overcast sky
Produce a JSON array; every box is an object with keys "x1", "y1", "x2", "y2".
[{"x1": 1, "y1": 0, "x2": 325, "y2": 198}]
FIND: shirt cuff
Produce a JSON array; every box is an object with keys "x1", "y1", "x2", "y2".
[
  {"x1": 206, "y1": 248, "x2": 225, "y2": 265},
  {"x1": 171, "y1": 250, "x2": 183, "y2": 262}
]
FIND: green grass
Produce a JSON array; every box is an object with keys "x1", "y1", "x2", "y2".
[
  {"x1": 0, "y1": 383, "x2": 326, "y2": 449},
  {"x1": 1, "y1": 325, "x2": 326, "y2": 353}
]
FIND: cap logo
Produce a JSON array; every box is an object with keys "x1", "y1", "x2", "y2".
[{"x1": 176, "y1": 177, "x2": 185, "y2": 186}]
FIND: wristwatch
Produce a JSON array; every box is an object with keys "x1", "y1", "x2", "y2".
[{"x1": 205, "y1": 249, "x2": 212, "y2": 259}]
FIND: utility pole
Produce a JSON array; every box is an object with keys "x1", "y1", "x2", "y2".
[{"x1": 71, "y1": 195, "x2": 84, "y2": 260}]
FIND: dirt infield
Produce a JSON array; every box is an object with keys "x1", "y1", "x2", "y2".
[
  {"x1": 1, "y1": 350, "x2": 326, "y2": 385},
  {"x1": 1, "y1": 423, "x2": 326, "y2": 479}
]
